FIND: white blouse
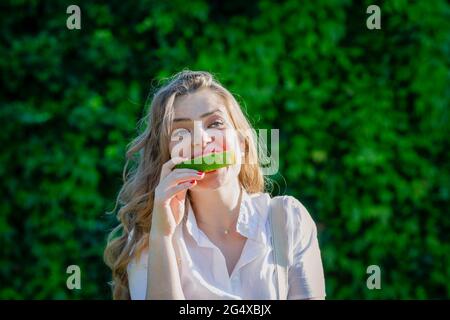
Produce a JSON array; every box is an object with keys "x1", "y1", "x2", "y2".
[{"x1": 127, "y1": 189, "x2": 326, "y2": 300}]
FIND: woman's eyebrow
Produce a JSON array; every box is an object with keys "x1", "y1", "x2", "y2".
[{"x1": 173, "y1": 109, "x2": 223, "y2": 123}]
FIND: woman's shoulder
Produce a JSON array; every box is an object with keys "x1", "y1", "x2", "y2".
[
  {"x1": 247, "y1": 191, "x2": 317, "y2": 233},
  {"x1": 271, "y1": 195, "x2": 314, "y2": 220},
  {"x1": 269, "y1": 194, "x2": 319, "y2": 243},
  {"x1": 248, "y1": 191, "x2": 313, "y2": 220}
]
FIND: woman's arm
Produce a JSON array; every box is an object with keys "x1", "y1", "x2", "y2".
[
  {"x1": 145, "y1": 230, "x2": 185, "y2": 300},
  {"x1": 144, "y1": 157, "x2": 203, "y2": 299},
  {"x1": 285, "y1": 196, "x2": 326, "y2": 300}
]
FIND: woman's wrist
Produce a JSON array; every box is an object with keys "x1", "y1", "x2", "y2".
[{"x1": 149, "y1": 227, "x2": 174, "y2": 243}]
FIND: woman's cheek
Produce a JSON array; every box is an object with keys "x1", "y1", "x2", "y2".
[
  {"x1": 224, "y1": 129, "x2": 243, "y2": 156},
  {"x1": 169, "y1": 136, "x2": 191, "y2": 158}
]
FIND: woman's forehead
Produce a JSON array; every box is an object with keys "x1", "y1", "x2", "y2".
[{"x1": 173, "y1": 89, "x2": 227, "y2": 118}]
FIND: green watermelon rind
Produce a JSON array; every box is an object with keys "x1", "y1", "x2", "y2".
[{"x1": 174, "y1": 151, "x2": 236, "y2": 172}]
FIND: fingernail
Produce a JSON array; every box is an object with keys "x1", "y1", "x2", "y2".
[
  {"x1": 190, "y1": 180, "x2": 196, "y2": 184},
  {"x1": 197, "y1": 171, "x2": 204, "y2": 175}
]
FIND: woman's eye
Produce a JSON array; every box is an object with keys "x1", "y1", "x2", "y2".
[
  {"x1": 171, "y1": 128, "x2": 190, "y2": 139},
  {"x1": 209, "y1": 120, "x2": 224, "y2": 128}
]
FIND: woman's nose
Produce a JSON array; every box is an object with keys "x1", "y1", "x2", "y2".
[
  {"x1": 192, "y1": 126, "x2": 214, "y2": 156},
  {"x1": 192, "y1": 125, "x2": 213, "y2": 146}
]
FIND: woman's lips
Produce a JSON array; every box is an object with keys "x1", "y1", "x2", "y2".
[{"x1": 191, "y1": 148, "x2": 223, "y2": 159}]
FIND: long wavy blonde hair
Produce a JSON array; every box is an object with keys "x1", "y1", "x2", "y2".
[{"x1": 104, "y1": 70, "x2": 267, "y2": 299}]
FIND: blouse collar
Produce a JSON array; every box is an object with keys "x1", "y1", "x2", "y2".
[{"x1": 184, "y1": 186, "x2": 267, "y2": 248}]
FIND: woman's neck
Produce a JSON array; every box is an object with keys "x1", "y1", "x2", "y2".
[{"x1": 188, "y1": 178, "x2": 242, "y2": 231}]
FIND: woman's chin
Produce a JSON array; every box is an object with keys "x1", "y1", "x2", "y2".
[{"x1": 193, "y1": 167, "x2": 228, "y2": 189}]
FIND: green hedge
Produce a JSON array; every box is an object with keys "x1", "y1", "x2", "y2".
[{"x1": 0, "y1": 0, "x2": 448, "y2": 299}]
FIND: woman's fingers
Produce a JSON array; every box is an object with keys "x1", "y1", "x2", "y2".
[
  {"x1": 165, "y1": 180, "x2": 197, "y2": 199},
  {"x1": 159, "y1": 157, "x2": 188, "y2": 180},
  {"x1": 154, "y1": 158, "x2": 204, "y2": 207},
  {"x1": 164, "y1": 170, "x2": 205, "y2": 188},
  {"x1": 154, "y1": 170, "x2": 202, "y2": 205}
]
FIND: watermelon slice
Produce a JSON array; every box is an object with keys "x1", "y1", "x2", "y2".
[{"x1": 175, "y1": 150, "x2": 236, "y2": 172}]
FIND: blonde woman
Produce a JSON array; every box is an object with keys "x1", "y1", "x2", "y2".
[{"x1": 104, "y1": 70, "x2": 326, "y2": 300}]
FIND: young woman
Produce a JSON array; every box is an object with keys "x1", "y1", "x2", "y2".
[{"x1": 104, "y1": 70, "x2": 326, "y2": 300}]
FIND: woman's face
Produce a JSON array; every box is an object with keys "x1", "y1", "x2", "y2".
[{"x1": 169, "y1": 88, "x2": 243, "y2": 190}]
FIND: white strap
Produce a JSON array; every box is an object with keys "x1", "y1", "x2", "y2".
[{"x1": 269, "y1": 196, "x2": 289, "y2": 300}]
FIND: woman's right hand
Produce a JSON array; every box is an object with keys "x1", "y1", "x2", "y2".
[{"x1": 151, "y1": 157, "x2": 205, "y2": 238}]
